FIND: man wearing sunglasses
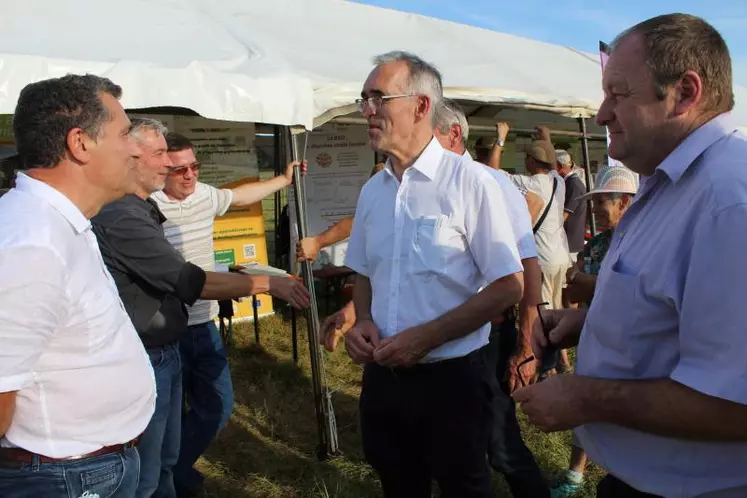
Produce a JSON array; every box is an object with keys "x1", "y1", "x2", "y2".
[{"x1": 151, "y1": 132, "x2": 307, "y2": 497}]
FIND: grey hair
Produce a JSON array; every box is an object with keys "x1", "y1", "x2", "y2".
[
  {"x1": 435, "y1": 99, "x2": 469, "y2": 144},
  {"x1": 129, "y1": 117, "x2": 168, "y2": 143},
  {"x1": 372, "y1": 51, "x2": 443, "y2": 125}
]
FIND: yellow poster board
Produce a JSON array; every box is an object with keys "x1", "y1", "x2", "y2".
[{"x1": 213, "y1": 176, "x2": 273, "y2": 320}]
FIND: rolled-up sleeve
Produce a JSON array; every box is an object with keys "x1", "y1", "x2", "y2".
[
  {"x1": 0, "y1": 247, "x2": 67, "y2": 392},
  {"x1": 344, "y1": 186, "x2": 370, "y2": 277},
  {"x1": 466, "y1": 172, "x2": 523, "y2": 284},
  {"x1": 672, "y1": 203, "x2": 747, "y2": 404},
  {"x1": 94, "y1": 211, "x2": 205, "y2": 305}
]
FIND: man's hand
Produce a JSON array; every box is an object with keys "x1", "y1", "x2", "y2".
[
  {"x1": 513, "y1": 374, "x2": 590, "y2": 432},
  {"x1": 320, "y1": 302, "x2": 356, "y2": 352},
  {"x1": 496, "y1": 122, "x2": 510, "y2": 143},
  {"x1": 505, "y1": 348, "x2": 537, "y2": 394},
  {"x1": 344, "y1": 319, "x2": 381, "y2": 364},
  {"x1": 296, "y1": 236, "x2": 321, "y2": 262},
  {"x1": 282, "y1": 160, "x2": 308, "y2": 186},
  {"x1": 373, "y1": 325, "x2": 432, "y2": 368},
  {"x1": 268, "y1": 275, "x2": 311, "y2": 309},
  {"x1": 535, "y1": 125, "x2": 552, "y2": 142},
  {"x1": 532, "y1": 308, "x2": 586, "y2": 361}
]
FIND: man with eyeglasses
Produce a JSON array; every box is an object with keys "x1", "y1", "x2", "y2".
[
  {"x1": 93, "y1": 120, "x2": 311, "y2": 497},
  {"x1": 150, "y1": 132, "x2": 307, "y2": 497},
  {"x1": 344, "y1": 51, "x2": 524, "y2": 498}
]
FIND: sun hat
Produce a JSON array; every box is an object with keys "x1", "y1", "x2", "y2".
[{"x1": 579, "y1": 165, "x2": 638, "y2": 200}]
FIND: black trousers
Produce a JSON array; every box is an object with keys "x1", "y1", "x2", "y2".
[
  {"x1": 481, "y1": 318, "x2": 550, "y2": 498},
  {"x1": 597, "y1": 475, "x2": 663, "y2": 498},
  {"x1": 360, "y1": 349, "x2": 493, "y2": 498}
]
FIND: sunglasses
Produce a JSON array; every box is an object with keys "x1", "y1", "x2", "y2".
[
  {"x1": 167, "y1": 162, "x2": 201, "y2": 175},
  {"x1": 514, "y1": 302, "x2": 557, "y2": 388}
]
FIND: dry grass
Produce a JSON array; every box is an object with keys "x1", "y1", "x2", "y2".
[{"x1": 196, "y1": 313, "x2": 604, "y2": 497}]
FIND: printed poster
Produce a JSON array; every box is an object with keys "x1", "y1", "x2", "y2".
[{"x1": 289, "y1": 123, "x2": 375, "y2": 269}]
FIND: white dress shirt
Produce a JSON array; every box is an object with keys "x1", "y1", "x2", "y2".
[
  {"x1": 345, "y1": 138, "x2": 522, "y2": 362},
  {"x1": 0, "y1": 174, "x2": 156, "y2": 458},
  {"x1": 462, "y1": 152, "x2": 537, "y2": 261}
]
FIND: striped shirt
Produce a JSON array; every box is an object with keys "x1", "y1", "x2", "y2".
[{"x1": 152, "y1": 183, "x2": 233, "y2": 325}]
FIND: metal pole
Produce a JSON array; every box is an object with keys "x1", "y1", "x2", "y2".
[
  {"x1": 578, "y1": 117, "x2": 597, "y2": 237},
  {"x1": 273, "y1": 125, "x2": 282, "y2": 269},
  {"x1": 331, "y1": 116, "x2": 608, "y2": 140},
  {"x1": 288, "y1": 128, "x2": 339, "y2": 459}
]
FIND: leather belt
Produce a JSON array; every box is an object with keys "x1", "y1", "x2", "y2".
[{"x1": 0, "y1": 436, "x2": 140, "y2": 465}]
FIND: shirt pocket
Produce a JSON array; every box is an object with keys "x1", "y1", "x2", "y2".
[
  {"x1": 586, "y1": 260, "x2": 640, "y2": 361},
  {"x1": 410, "y1": 214, "x2": 460, "y2": 276}
]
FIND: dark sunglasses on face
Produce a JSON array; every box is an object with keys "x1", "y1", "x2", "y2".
[{"x1": 167, "y1": 162, "x2": 201, "y2": 175}]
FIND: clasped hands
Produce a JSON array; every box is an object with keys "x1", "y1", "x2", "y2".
[{"x1": 344, "y1": 319, "x2": 431, "y2": 368}]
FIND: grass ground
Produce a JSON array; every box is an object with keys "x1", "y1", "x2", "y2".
[{"x1": 196, "y1": 313, "x2": 605, "y2": 497}]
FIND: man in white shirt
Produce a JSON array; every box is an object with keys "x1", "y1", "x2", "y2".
[
  {"x1": 345, "y1": 51, "x2": 524, "y2": 498},
  {"x1": 0, "y1": 75, "x2": 156, "y2": 498},
  {"x1": 433, "y1": 101, "x2": 550, "y2": 497},
  {"x1": 151, "y1": 133, "x2": 306, "y2": 496}
]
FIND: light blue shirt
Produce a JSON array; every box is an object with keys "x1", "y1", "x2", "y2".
[
  {"x1": 575, "y1": 114, "x2": 747, "y2": 497},
  {"x1": 345, "y1": 138, "x2": 522, "y2": 362}
]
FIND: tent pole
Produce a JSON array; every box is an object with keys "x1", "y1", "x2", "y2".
[
  {"x1": 330, "y1": 116, "x2": 608, "y2": 140},
  {"x1": 577, "y1": 117, "x2": 597, "y2": 237},
  {"x1": 273, "y1": 125, "x2": 282, "y2": 269},
  {"x1": 287, "y1": 127, "x2": 339, "y2": 460}
]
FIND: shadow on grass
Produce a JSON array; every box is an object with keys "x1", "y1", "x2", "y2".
[{"x1": 198, "y1": 315, "x2": 380, "y2": 498}]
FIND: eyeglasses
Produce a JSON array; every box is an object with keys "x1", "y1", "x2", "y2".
[
  {"x1": 167, "y1": 162, "x2": 201, "y2": 176},
  {"x1": 355, "y1": 94, "x2": 418, "y2": 113}
]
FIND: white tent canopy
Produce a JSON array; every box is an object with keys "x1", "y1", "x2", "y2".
[{"x1": 1, "y1": 0, "x2": 746, "y2": 132}]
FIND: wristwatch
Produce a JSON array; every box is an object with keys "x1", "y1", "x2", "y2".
[{"x1": 494, "y1": 138, "x2": 505, "y2": 148}]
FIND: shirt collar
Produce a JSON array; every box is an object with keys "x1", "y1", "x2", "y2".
[
  {"x1": 151, "y1": 187, "x2": 195, "y2": 205},
  {"x1": 15, "y1": 172, "x2": 90, "y2": 234},
  {"x1": 657, "y1": 113, "x2": 736, "y2": 184},
  {"x1": 462, "y1": 150, "x2": 473, "y2": 160},
  {"x1": 384, "y1": 136, "x2": 445, "y2": 181}
]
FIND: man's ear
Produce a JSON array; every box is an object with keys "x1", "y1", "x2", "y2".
[
  {"x1": 66, "y1": 127, "x2": 93, "y2": 164},
  {"x1": 673, "y1": 70, "x2": 703, "y2": 117},
  {"x1": 415, "y1": 94, "x2": 431, "y2": 122}
]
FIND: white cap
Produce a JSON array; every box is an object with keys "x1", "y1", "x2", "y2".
[{"x1": 579, "y1": 165, "x2": 638, "y2": 200}]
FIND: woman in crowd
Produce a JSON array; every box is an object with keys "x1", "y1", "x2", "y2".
[{"x1": 551, "y1": 165, "x2": 638, "y2": 497}]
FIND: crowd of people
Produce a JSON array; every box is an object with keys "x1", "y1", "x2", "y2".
[{"x1": 1, "y1": 10, "x2": 747, "y2": 498}]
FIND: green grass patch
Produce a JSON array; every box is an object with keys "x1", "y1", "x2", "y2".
[{"x1": 197, "y1": 314, "x2": 604, "y2": 497}]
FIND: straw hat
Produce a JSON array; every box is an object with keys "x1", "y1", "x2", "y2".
[{"x1": 579, "y1": 165, "x2": 638, "y2": 200}]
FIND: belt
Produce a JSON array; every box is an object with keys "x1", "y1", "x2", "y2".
[
  {"x1": 385, "y1": 348, "x2": 482, "y2": 376},
  {"x1": 0, "y1": 436, "x2": 140, "y2": 465}
]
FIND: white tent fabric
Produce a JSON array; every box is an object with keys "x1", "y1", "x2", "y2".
[
  {"x1": 0, "y1": 1, "x2": 317, "y2": 128},
  {"x1": 0, "y1": 0, "x2": 746, "y2": 131}
]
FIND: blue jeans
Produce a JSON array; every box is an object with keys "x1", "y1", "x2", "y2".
[
  {"x1": 0, "y1": 447, "x2": 140, "y2": 497},
  {"x1": 138, "y1": 343, "x2": 182, "y2": 498},
  {"x1": 174, "y1": 321, "x2": 233, "y2": 491}
]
